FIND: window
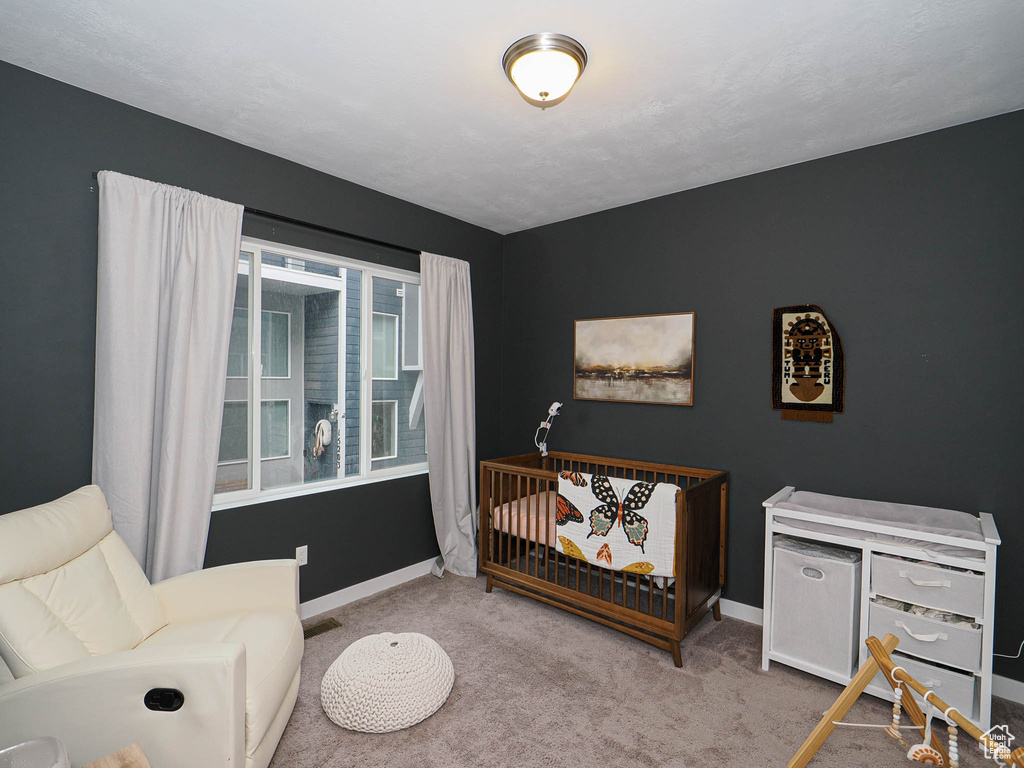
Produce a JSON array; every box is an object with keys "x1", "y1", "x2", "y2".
[
  {"x1": 213, "y1": 238, "x2": 427, "y2": 505},
  {"x1": 218, "y1": 401, "x2": 248, "y2": 463},
  {"x1": 371, "y1": 400, "x2": 397, "y2": 459},
  {"x1": 261, "y1": 312, "x2": 290, "y2": 378},
  {"x1": 227, "y1": 309, "x2": 247, "y2": 378},
  {"x1": 372, "y1": 313, "x2": 398, "y2": 379},
  {"x1": 218, "y1": 400, "x2": 290, "y2": 462},
  {"x1": 260, "y1": 400, "x2": 290, "y2": 459},
  {"x1": 226, "y1": 309, "x2": 290, "y2": 378}
]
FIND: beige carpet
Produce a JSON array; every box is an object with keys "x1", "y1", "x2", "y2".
[{"x1": 270, "y1": 574, "x2": 1023, "y2": 767}]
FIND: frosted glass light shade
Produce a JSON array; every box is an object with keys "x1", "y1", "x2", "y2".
[
  {"x1": 502, "y1": 33, "x2": 587, "y2": 109},
  {"x1": 509, "y1": 50, "x2": 580, "y2": 103}
]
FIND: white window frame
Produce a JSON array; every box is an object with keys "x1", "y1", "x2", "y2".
[
  {"x1": 259, "y1": 399, "x2": 291, "y2": 460},
  {"x1": 371, "y1": 311, "x2": 399, "y2": 381},
  {"x1": 213, "y1": 237, "x2": 427, "y2": 512},
  {"x1": 371, "y1": 399, "x2": 398, "y2": 460},
  {"x1": 260, "y1": 310, "x2": 292, "y2": 380}
]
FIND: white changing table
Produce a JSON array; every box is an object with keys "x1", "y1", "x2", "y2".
[{"x1": 762, "y1": 486, "x2": 1000, "y2": 729}]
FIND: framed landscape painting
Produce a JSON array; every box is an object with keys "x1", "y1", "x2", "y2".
[{"x1": 574, "y1": 312, "x2": 694, "y2": 406}]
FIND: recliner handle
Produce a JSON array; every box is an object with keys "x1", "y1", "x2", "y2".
[{"x1": 144, "y1": 688, "x2": 184, "y2": 711}]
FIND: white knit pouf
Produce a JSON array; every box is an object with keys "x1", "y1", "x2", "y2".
[{"x1": 320, "y1": 632, "x2": 454, "y2": 733}]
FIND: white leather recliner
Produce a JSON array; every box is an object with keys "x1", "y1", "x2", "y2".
[{"x1": 0, "y1": 486, "x2": 303, "y2": 768}]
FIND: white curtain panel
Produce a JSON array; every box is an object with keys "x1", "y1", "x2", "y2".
[
  {"x1": 93, "y1": 171, "x2": 243, "y2": 582},
  {"x1": 421, "y1": 252, "x2": 478, "y2": 578}
]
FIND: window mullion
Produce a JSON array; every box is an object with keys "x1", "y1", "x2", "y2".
[
  {"x1": 338, "y1": 268, "x2": 347, "y2": 477},
  {"x1": 360, "y1": 268, "x2": 372, "y2": 477},
  {"x1": 251, "y1": 249, "x2": 263, "y2": 493}
]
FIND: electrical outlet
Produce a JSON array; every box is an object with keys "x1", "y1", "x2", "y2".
[{"x1": 295, "y1": 545, "x2": 308, "y2": 566}]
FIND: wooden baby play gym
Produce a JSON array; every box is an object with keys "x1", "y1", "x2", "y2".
[{"x1": 792, "y1": 633, "x2": 1024, "y2": 767}]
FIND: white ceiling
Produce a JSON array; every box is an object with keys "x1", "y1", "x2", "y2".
[{"x1": 2, "y1": 0, "x2": 1022, "y2": 234}]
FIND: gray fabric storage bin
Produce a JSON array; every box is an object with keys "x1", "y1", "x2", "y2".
[
  {"x1": 871, "y1": 554, "x2": 985, "y2": 618},
  {"x1": 868, "y1": 600, "x2": 982, "y2": 672},
  {"x1": 870, "y1": 653, "x2": 978, "y2": 721},
  {"x1": 770, "y1": 536, "x2": 862, "y2": 677}
]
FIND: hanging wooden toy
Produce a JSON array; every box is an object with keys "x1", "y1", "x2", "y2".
[
  {"x1": 906, "y1": 693, "x2": 944, "y2": 765},
  {"x1": 943, "y1": 707, "x2": 960, "y2": 768},
  {"x1": 886, "y1": 674, "x2": 908, "y2": 746}
]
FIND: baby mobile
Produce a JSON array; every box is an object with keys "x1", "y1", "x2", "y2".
[{"x1": 790, "y1": 633, "x2": 1024, "y2": 768}]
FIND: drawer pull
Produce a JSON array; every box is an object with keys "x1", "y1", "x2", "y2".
[
  {"x1": 895, "y1": 620, "x2": 948, "y2": 643},
  {"x1": 898, "y1": 570, "x2": 951, "y2": 588}
]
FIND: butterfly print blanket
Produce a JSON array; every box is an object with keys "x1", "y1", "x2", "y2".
[{"x1": 555, "y1": 471, "x2": 680, "y2": 577}]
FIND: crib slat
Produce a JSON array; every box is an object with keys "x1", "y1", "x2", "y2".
[
  {"x1": 491, "y1": 473, "x2": 499, "y2": 569},
  {"x1": 538, "y1": 477, "x2": 544, "y2": 580},
  {"x1": 487, "y1": 469, "x2": 494, "y2": 564},
  {"x1": 529, "y1": 476, "x2": 535, "y2": 577},
  {"x1": 516, "y1": 474, "x2": 523, "y2": 572},
  {"x1": 506, "y1": 471, "x2": 514, "y2": 568},
  {"x1": 508, "y1": 470, "x2": 515, "y2": 569},
  {"x1": 543, "y1": 479, "x2": 550, "y2": 582},
  {"x1": 492, "y1": 469, "x2": 498, "y2": 564},
  {"x1": 503, "y1": 471, "x2": 509, "y2": 568},
  {"x1": 524, "y1": 477, "x2": 530, "y2": 574}
]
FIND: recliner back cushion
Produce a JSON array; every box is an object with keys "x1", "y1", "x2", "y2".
[{"x1": 0, "y1": 486, "x2": 167, "y2": 678}]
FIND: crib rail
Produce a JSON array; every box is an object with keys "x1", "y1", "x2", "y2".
[{"x1": 478, "y1": 451, "x2": 728, "y2": 665}]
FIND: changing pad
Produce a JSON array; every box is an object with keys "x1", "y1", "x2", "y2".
[{"x1": 773, "y1": 490, "x2": 985, "y2": 560}]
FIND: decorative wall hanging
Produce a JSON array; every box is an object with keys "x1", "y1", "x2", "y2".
[
  {"x1": 574, "y1": 312, "x2": 694, "y2": 406},
  {"x1": 771, "y1": 305, "x2": 845, "y2": 422}
]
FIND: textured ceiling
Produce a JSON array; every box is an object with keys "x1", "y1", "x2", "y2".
[{"x1": 2, "y1": 0, "x2": 1022, "y2": 234}]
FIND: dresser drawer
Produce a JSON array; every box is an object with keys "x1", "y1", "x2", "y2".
[
  {"x1": 871, "y1": 653, "x2": 977, "y2": 721},
  {"x1": 869, "y1": 601, "x2": 982, "y2": 672},
  {"x1": 871, "y1": 555, "x2": 985, "y2": 618}
]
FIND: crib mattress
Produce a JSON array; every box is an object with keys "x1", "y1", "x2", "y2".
[
  {"x1": 491, "y1": 489, "x2": 558, "y2": 545},
  {"x1": 772, "y1": 490, "x2": 985, "y2": 560}
]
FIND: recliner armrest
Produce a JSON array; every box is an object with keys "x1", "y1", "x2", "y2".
[
  {"x1": 0, "y1": 643, "x2": 246, "y2": 767},
  {"x1": 153, "y1": 559, "x2": 300, "y2": 623}
]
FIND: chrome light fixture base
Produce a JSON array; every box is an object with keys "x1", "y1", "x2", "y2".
[{"x1": 502, "y1": 33, "x2": 588, "y2": 109}]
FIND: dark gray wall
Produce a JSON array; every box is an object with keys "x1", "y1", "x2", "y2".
[
  {"x1": 0, "y1": 61, "x2": 504, "y2": 602},
  {"x1": 500, "y1": 110, "x2": 1024, "y2": 679}
]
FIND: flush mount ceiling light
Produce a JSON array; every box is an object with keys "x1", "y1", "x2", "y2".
[{"x1": 502, "y1": 33, "x2": 588, "y2": 109}]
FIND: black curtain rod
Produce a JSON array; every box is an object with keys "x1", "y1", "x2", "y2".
[
  {"x1": 91, "y1": 171, "x2": 420, "y2": 256},
  {"x1": 243, "y1": 207, "x2": 420, "y2": 256}
]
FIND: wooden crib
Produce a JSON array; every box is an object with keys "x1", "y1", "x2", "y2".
[{"x1": 479, "y1": 451, "x2": 729, "y2": 666}]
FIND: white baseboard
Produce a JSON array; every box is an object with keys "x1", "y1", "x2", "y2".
[
  {"x1": 993, "y1": 674, "x2": 1024, "y2": 705},
  {"x1": 718, "y1": 598, "x2": 764, "y2": 626},
  {"x1": 299, "y1": 557, "x2": 435, "y2": 620},
  {"x1": 716, "y1": 597, "x2": 1024, "y2": 708}
]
